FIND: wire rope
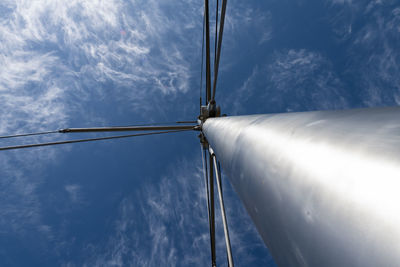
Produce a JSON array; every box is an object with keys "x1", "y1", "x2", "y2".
[
  {"x1": 208, "y1": 148, "x2": 217, "y2": 266},
  {"x1": 211, "y1": 0, "x2": 228, "y2": 101},
  {"x1": 0, "y1": 130, "x2": 60, "y2": 140},
  {"x1": 212, "y1": 152, "x2": 234, "y2": 266},
  {"x1": 205, "y1": 0, "x2": 212, "y2": 103},
  {"x1": 111, "y1": 121, "x2": 197, "y2": 127},
  {"x1": 0, "y1": 121, "x2": 197, "y2": 140},
  {"x1": 201, "y1": 145, "x2": 215, "y2": 266},
  {"x1": 0, "y1": 129, "x2": 193, "y2": 151},
  {"x1": 199, "y1": 11, "x2": 205, "y2": 110},
  {"x1": 215, "y1": 0, "x2": 219, "y2": 66}
]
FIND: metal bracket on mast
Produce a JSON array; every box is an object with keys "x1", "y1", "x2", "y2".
[
  {"x1": 198, "y1": 100, "x2": 220, "y2": 149},
  {"x1": 199, "y1": 102, "x2": 221, "y2": 123},
  {"x1": 198, "y1": 132, "x2": 209, "y2": 149}
]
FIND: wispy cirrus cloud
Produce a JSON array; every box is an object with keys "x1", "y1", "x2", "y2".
[
  {"x1": 0, "y1": 0, "x2": 202, "y2": 136},
  {"x1": 227, "y1": 49, "x2": 349, "y2": 115},
  {"x1": 326, "y1": 0, "x2": 400, "y2": 107},
  {"x1": 81, "y1": 155, "x2": 274, "y2": 267},
  {"x1": 225, "y1": 5, "x2": 272, "y2": 45},
  {"x1": 65, "y1": 184, "x2": 82, "y2": 203},
  {"x1": 0, "y1": 50, "x2": 67, "y2": 134},
  {"x1": 83, "y1": 157, "x2": 209, "y2": 267},
  {"x1": 349, "y1": 3, "x2": 400, "y2": 107},
  {"x1": 266, "y1": 49, "x2": 348, "y2": 111},
  {"x1": 0, "y1": 1, "x2": 202, "y2": 264},
  {"x1": 0, "y1": 2, "x2": 275, "y2": 266}
]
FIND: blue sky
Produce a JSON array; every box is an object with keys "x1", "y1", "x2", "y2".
[{"x1": 0, "y1": 0, "x2": 399, "y2": 266}]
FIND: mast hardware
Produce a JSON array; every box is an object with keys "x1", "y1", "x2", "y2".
[
  {"x1": 198, "y1": 132, "x2": 209, "y2": 149},
  {"x1": 199, "y1": 100, "x2": 221, "y2": 123}
]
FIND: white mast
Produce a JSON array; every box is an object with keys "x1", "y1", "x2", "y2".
[{"x1": 203, "y1": 106, "x2": 400, "y2": 266}]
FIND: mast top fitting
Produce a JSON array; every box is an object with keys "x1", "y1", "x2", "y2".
[{"x1": 199, "y1": 100, "x2": 221, "y2": 123}]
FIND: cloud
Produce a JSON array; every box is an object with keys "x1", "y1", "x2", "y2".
[
  {"x1": 355, "y1": 5, "x2": 400, "y2": 106},
  {"x1": 329, "y1": 2, "x2": 400, "y2": 107},
  {"x1": 65, "y1": 184, "x2": 82, "y2": 203},
  {"x1": 83, "y1": 157, "x2": 209, "y2": 267},
  {"x1": 227, "y1": 49, "x2": 349, "y2": 115},
  {"x1": 227, "y1": 65, "x2": 261, "y2": 114},
  {"x1": 0, "y1": 1, "x2": 202, "y2": 264},
  {"x1": 221, "y1": 4, "x2": 272, "y2": 74},
  {"x1": 0, "y1": 50, "x2": 67, "y2": 135},
  {"x1": 0, "y1": 1, "x2": 280, "y2": 266},
  {"x1": 225, "y1": 6, "x2": 272, "y2": 45},
  {"x1": 266, "y1": 49, "x2": 349, "y2": 111},
  {"x1": 0, "y1": 155, "x2": 46, "y2": 252},
  {"x1": 0, "y1": 0, "x2": 203, "y2": 137},
  {"x1": 330, "y1": 0, "x2": 353, "y2": 4},
  {"x1": 80, "y1": 154, "x2": 275, "y2": 267}
]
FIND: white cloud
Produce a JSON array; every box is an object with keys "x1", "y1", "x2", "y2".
[
  {"x1": 87, "y1": 158, "x2": 209, "y2": 267},
  {"x1": 323, "y1": 0, "x2": 400, "y2": 107},
  {"x1": 0, "y1": 1, "x2": 281, "y2": 265},
  {"x1": 331, "y1": 0, "x2": 353, "y2": 4},
  {"x1": 0, "y1": 156, "x2": 42, "y2": 236},
  {"x1": 343, "y1": 3, "x2": 400, "y2": 107},
  {"x1": 228, "y1": 49, "x2": 349, "y2": 114},
  {"x1": 0, "y1": 1, "x2": 202, "y2": 263},
  {"x1": 80, "y1": 154, "x2": 274, "y2": 266},
  {"x1": 227, "y1": 65, "x2": 260, "y2": 115},
  {"x1": 267, "y1": 49, "x2": 348, "y2": 111},
  {"x1": 65, "y1": 184, "x2": 82, "y2": 203},
  {"x1": 224, "y1": 6, "x2": 272, "y2": 52},
  {"x1": 0, "y1": 0, "x2": 201, "y2": 137}
]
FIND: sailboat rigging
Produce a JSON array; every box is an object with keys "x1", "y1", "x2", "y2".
[{"x1": 2, "y1": 0, "x2": 400, "y2": 266}]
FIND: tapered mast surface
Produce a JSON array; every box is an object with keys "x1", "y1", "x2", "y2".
[{"x1": 203, "y1": 106, "x2": 400, "y2": 267}]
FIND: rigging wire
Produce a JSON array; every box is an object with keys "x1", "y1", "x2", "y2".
[
  {"x1": 176, "y1": 121, "x2": 197, "y2": 124},
  {"x1": 217, "y1": 161, "x2": 223, "y2": 198},
  {"x1": 214, "y1": 0, "x2": 219, "y2": 66},
  {"x1": 205, "y1": 0, "x2": 212, "y2": 104},
  {"x1": 107, "y1": 121, "x2": 197, "y2": 127},
  {"x1": 0, "y1": 129, "x2": 193, "y2": 151},
  {"x1": 199, "y1": 11, "x2": 205, "y2": 110},
  {"x1": 208, "y1": 149, "x2": 217, "y2": 267},
  {"x1": 0, "y1": 130, "x2": 60, "y2": 140},
  {"x1": 0, "y1": 122, "x2": 197, "y2": 140},
  {"x1": 211, "y1": 149, "x2": 234, "y2": 266},
  {"x1": 201, "y1": 145, "x2": 215, "y2": 266},
  {"x1": 59, "y1": 125, "x2": 195, "y2": 133},
  {"x1": 211, "y1": 0, "x2": 228, "y2": 101}
]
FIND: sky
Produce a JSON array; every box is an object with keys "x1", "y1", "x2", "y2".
[{"x1": 0, "y1": 0, "x2": 399, "y2": 266}]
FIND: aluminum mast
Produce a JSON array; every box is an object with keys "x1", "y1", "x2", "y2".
[{"x1": 203, "y1": 106, "x2": 400, "y2": 267}]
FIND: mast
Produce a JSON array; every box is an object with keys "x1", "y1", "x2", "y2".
[{"x1": 203, "y1": 106, "x2": 400, "y2": 267}]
